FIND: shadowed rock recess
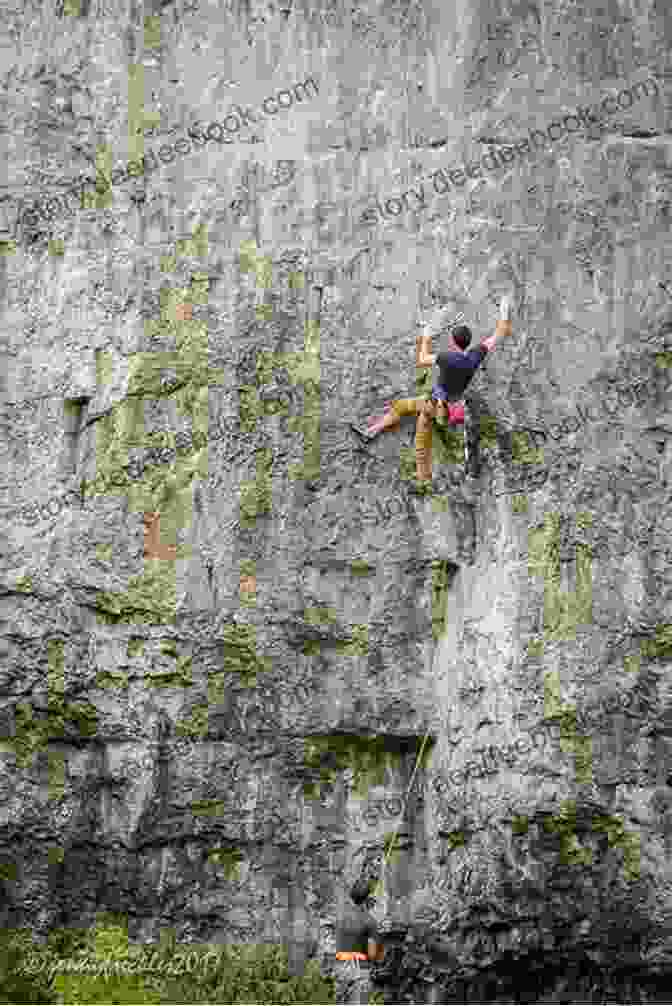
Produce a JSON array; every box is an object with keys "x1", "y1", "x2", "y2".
[{"x1": 0, "y1": 0, "x2": 671, "y2": 1001}]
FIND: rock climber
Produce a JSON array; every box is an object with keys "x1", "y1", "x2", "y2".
[
  {"x1": 350, "y1": 296, "x2": 514, "y2": 487},
  {"x1": 334, "y1": 877, "x2": 385, "y2": 1004}
]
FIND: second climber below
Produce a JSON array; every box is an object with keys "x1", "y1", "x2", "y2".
[{"x1": 351, "y1": 295, "x2": 514, "y2": 486}]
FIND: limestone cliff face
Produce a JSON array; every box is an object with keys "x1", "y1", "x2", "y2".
[{"x1": 0, "y1": 0, "x2": 671, "y2": 1001}]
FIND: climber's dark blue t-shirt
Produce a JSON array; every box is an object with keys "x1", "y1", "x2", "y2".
[{"x1": 435, "y1": 344, "x2": 489, "y2": 397}]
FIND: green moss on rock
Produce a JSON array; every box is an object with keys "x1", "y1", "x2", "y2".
[
  {"x1": 94, "y1": 561, "x2": 177, "y2": 626},
  {"x1": 176, "y1": 703, "x2": 209, "y2": 739},
  {"x1": 350, "y1": 559, "x2": 374, "y2": 576},
  {"x1": 623, "y1": 653, "x2": 641, "y2": 674},
  {"x1": 576, "y1": 510, "x2": 593, "y2": 530},
  {"x1": 288, "y1": 392, "x2": 321, "y2": 482},
  {"x1": 415, "y1": 369, "x2": 431, "y2": 397},
  {"x1": 240, "y1": 448, "x2": 273, "y2": 528},
  {"x1": 127, "y1": 637, "x2": 145, "y2": 657},
  {"x1": 543, "y1": 801, "x2": 592, "y2": 867},
  {"x1": 2, "y1": 923, "x2": 336, "y2": 1005},
  {"x1": 255, "y1": 350, "x2": 276, "y2": 386},
  {"x1": 6, "y1": 695, "x2": 99, "y2": 769},
  {"x1": 218, "y1": 622, "x2": 271, "y2": 685},
  {"x1": 592, "y1": 814, "x2": 640, "y2": 881},
  {"x1": 239, "y1": 386, "x2": 262, "y2": 432},
  {"x1": 239, "y1": 240, "x2": 257, "y2": 272},
  {"x1": 557, "y1": 706, "x2": 577, "y2": 753},
  {"x1": 433, "y1": 426, "x2": 464, "y2": 465},
  {"x1": 640, "y1": 623, "x2": 672, "y2": 660},
  {"x1": 573, "y1": 735, "x2": 593, "y2": 784},
  {"x1": 192, "y1": 799, "x2": 226, "y2": 817},
  {"x1": 544, "y1": 672, "x2": 592, "y2": 783},
  {"x1": 302, "y1": 640, "x2": 322, "y2": 656},
  {"x1": 529, "y1": 512, "x2": 592, "y2": 641},
  {"x1": 431, "y1": 559, "x2": 452, "y2": 640},
  {"x1": 399, "y1": 447, "x2": 416, "y2": 482},
  {"x1": 512, "y1": 430, "x2": 544, "y2": 465},
  {"x1": 176, "y1": 224, "x2": 208, "y2": 260},
  {"x1": 408, "y1": 479, "x2": 433, "y2": 495},
  {"x1": 93, "y1": 145, "x2": 113, "y2": 210},
  {"x1": 336, "y1": 624, "x2": 369, "y2": 656},
  {"x1": 304, "y1": 606, "x2": 337, "y2": 626},
  {"x1": 6, "y1": 703, "x2": 46, "y2": 768},
  {"x1": 61, "y1": 701, "x2": 99, "y2": 738},
  {"x1": 49, "y1": 753, "x2": 67, "y2": 800},
  {"x1": 96, "y1": 670, "x2": 129, "y2": 690},
  {"x1": 207, "y1": 672, "x2": 227, "y2": 704},
  {"x1": 303, "y1": 734, "x2": 405, "y2": 800},
  {"x1": 540, "y1": 676, "x2": 565, "y2": 725},
  {"x1": 95, "y1": 543, "x2": 113, "y2": 563},
  {"x1": 146, "y1": 656, "x2": 193, "y2": 687}
]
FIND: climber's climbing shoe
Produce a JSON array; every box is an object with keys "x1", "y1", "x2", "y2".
[{"x1": 349, "y1": 422, "x2": 376, "y2": 442}]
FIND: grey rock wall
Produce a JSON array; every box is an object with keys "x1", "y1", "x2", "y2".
[{"x1": 0, "y1": 0, "x2": 671, "y2": 1001}]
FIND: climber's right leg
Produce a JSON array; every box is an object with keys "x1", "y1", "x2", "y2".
[
  {"x1": 351, "y1": 398, "x2": 425, "y2": 441},
  {"x1": 415, "y1": 401, "x2": 433, "y2": 482},
  {"x1": 371, "y1": 397, "x2": 435, "y2": 483}
]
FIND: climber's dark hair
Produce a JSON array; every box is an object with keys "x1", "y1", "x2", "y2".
[
  {"x1": 350, "y1": 878, "x2": 375, "y2": 905},
  {"x1": 452, "y1": 325, "x2": 472, "y2": 350}
]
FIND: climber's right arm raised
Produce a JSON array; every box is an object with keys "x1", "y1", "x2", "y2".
[{"x1": 480, "y1": 296, "x2": 513, "y2": 352}]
